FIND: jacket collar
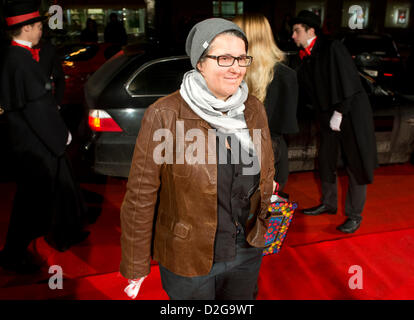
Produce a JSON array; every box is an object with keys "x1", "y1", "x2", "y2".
[
  {"x1": 179, "y1": 95, "x2": 200, "y2": 120},
  {"x1": 179, "y1": 93, "x2": 255, "y2": 121},
  {"x1": 178, "y1": 94, "x2": 210, "y2": 129}
]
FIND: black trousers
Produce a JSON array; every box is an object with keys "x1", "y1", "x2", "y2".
[
  {"x1": 321, "y1": 167, "x2": 367, "y2": 222},
  {"x1": 319, "y1": 128, "x2": 367, "y2": 222},
  {"x1": 159, "y1": 243, "x2": 263, "y2": 300}
]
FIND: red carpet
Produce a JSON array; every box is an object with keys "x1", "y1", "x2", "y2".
[{"x1": 1, "y1": 163, "x2": 413, "y2": 300}]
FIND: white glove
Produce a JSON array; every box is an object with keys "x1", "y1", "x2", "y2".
[
  {"x1": 330, "y1": 111, "x2": 342, "y2": 132},
  {"x1": 124, "y1": 276, "x2": 147, "y2": 299},
  {"x1": 66, "y1": 131, "x2": 72, "y2": 145}
]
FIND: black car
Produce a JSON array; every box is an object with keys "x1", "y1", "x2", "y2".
[
  {"x1": 83, "y1": 47, "x2": 414, "y2": 178},
  {"x1": 84, "y1": 46, "x2": 192, "y2": 177},
  {"x1": 341, "y1": 33, "x2": 405, "y2": 95}
]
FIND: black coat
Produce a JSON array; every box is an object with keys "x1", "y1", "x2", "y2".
[
  {"x1": 0, "y1": 45, "x2": 85, "y2": 250},
  {"x1": 296, "y1": 37, "x2": 378, "y2": 184},
  {"x1": 38, "y1": 40, "x2": 66, "y2": 105},
  {"x1": 264, "y1": 62, "x2": 299, "y2": 135},
  {"x1": 1, "y1": 46, "x2": 68, "y2": 156}
]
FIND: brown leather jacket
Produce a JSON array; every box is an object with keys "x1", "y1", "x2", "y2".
[{"x1": 120, "y1": 91, "x2": 275, "y2": 279}]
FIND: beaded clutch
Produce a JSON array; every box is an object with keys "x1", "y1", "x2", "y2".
[{"x1": 262, "y1": 199, "x2": 297, "y2": 256}]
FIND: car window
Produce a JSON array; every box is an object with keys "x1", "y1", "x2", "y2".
[
  {"x1": 62, "y1": 44, "x2": 99, "y2": 62},
  {"x1": 86, "y1": 53, "x2": 132, "y2": 103},
  {"x1": 128, "y1": 58, "x2": 192, "y2": 95},
  {"x1": 343, "y1": 37, "x2": 398, "y2": 57}
]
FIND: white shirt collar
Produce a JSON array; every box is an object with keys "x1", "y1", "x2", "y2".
[
  {"x1": 306, "y1": 36, "x2": 317, "y2": 48},
  {"x1": 13, "y1": 39, "x2": 33, "y2": 48}
]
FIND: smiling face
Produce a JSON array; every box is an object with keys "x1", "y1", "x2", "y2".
[{"x1": 197, "y1": 33, "x2": 247, "y2": 101}]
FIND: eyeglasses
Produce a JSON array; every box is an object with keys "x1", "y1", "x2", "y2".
[{"x1": 205, "y1": 55, "x2": 253, "y2": 67}]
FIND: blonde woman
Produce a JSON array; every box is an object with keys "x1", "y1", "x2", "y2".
[{"x1": 234, "y1": 14, "x2": 298, "y2": 193}]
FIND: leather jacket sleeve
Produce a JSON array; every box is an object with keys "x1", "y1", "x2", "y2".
[{"x1": 120, "y1": 106, "x2": 163, "y2": 279}]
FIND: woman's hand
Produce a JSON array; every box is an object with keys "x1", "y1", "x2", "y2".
[{"x1": 124, "y1": 276, "x2": 147, "y2": 299}]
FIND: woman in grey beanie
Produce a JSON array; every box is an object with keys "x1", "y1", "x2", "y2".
[{"x1": 120, "y1": 18, "x2": 275, "y2": 300}]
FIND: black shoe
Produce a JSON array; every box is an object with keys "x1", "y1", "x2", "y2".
[
  {"x1": 0, "y1": 250, "x2": 43, "y2": 274},
  {"x1": 337, "y1": 218, "x2": 361, "y2": 233},
  {"x1": 302, "y1": 204, "x2": 337, "y2": 215}
]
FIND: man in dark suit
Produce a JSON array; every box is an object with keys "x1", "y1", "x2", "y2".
[
  {"x1": 0, "y1": 0, "x2": 88, "y2": 273},
  {"x1": 291, "y1": 11, "x2": 378, "y2": 233}
]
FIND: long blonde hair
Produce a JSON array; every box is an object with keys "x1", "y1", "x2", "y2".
[{"x1": 233, "y1": 14, "x2": 285, "y2": 102}]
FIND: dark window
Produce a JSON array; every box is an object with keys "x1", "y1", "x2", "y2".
[
  {"x1": 213, "y1": 1, "x2": 244, "y2": 18},
  {"x1": 128, "y1": 58, "x2": 192, "y2": 95}
]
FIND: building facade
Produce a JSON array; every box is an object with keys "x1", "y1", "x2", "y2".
[{"x1": 2, "y1": 0, "x2": 413, "y2": 46}]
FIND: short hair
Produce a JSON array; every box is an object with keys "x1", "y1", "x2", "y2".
[
  {"x1": 6, "y1": 26, "x2": 23, "y2": 39},
  {"x1": 300, "y1": 23, "x2": 319, "y2": 35},
  {"x1": 6, "y1": 23, "x2": 35, "y2": 40}
]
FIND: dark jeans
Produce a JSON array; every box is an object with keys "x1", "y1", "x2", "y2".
[{"x1": 159, "y1": 243, "x2": 263, "y2": 300}]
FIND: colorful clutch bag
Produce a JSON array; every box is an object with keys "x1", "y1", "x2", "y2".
[{"x1": 262, "y1": 200, "x2": 297, "y2": 256}]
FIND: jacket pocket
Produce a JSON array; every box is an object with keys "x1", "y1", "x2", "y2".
[
  {"x1": 173, "y1": 222, "x2": 191, "y2": 240},
  {"x1": 158, "y1": 211, "x2": 191, "y2": 240}
]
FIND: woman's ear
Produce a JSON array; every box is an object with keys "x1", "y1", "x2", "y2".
[{"x1": 196, "y1": 61, "x2": 204, "y2": 74}]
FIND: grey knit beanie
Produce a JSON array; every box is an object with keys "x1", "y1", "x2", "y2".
[{"x1": 185, "y1": 18, "x2": 246, "y2": 69}]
